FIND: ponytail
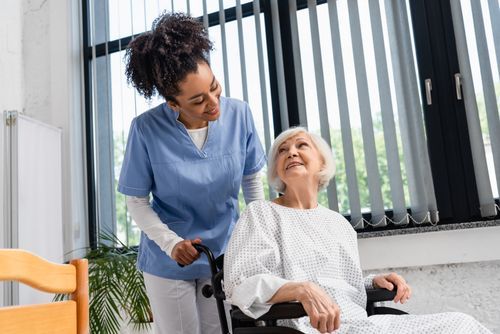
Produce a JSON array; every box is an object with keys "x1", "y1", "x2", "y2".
[{"x1": 125, "y1": 32, "x2": 157, "y2": 99}]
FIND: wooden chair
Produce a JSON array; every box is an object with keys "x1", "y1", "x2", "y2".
[{"x1": 0, "y1": 249, "x2": 89, "y2": 334}]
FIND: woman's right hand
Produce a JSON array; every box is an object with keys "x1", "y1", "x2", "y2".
[
  {"x1": 171, "y1": 238, "x2": 202, "y2": 265},
  {"x1": 297, "y1": 282, "x2": 341, "y2": 333}
]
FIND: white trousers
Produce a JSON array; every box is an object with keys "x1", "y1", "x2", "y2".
[{"x1": 143, "y1": 272, "x2": 223, "y2": 334}]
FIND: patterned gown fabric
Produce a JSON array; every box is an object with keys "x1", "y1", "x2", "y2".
[{"x1": 224, "y1": 200, "x2": 492, "y2": 334}]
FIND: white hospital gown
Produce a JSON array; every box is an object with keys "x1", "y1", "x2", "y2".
[{"x1": 224, "y1": 200, "x2": 492, "y2": 334}]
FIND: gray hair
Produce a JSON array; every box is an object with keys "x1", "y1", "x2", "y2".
[{"x1": 267, "y1": 127, "x2": 336, "y2": 194}]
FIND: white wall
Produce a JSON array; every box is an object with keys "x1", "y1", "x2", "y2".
[
  {"x1": 358, "y1": 225, "x2": 500, "y2": 270},
  {"x1": 0, "y1": 114, "x2": 3, "y2": 306},
  {"x1": 0, "y1": 2, "x2": 24, "y2": 244},
  {"x1": 1, "y1": 0, "x2": 87, "y2": 258},
  {"x1": 365, "y1": 260, "x2": 500, "y2": 333},
  {"x1": 359, "y1": 226, "x2": 500, "y2": 333},
  {"x1": 0, "y1": 0, "x2": 23, "y2": 112},
  {"x1": 0, "y1": 0, "x2": 24, "y2": 308}
]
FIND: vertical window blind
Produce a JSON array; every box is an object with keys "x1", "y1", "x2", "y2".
[
  {"x1": 450, "y1": 0, "x2": 500, "y2": 218},
  {"x1": 271, "y1": 0, "x2": 438, "y2": 229}
]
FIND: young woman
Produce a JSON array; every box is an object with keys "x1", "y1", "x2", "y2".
[{"x1": 118, "y1": 12, "x2": 266, "y2": 334}]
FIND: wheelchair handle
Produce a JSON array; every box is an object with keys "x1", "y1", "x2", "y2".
[
  {"x1": 176, "y1": 244, "x2": 230, "y2": 334},
  {"x1": 176, "y1": 243, "x2": 219, "y2": 277}
]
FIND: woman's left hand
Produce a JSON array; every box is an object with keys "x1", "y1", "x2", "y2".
[{"x1": 372, "y1": 272, "x2": 412, "y2": 304}]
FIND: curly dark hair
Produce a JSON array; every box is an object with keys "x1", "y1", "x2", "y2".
[{"x1": 125, "y1": 12, "x2": 213, "y2": 100}]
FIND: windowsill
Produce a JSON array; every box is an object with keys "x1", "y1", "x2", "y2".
[
  {"x1": 357, "y1": 219, "x2": 500, "y2": 239},
  {"x1": 356, "y1": 219, "x2": 500, "y2": 270}
]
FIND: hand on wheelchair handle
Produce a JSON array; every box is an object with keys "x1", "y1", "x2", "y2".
[{"x1": 173, "y1": 238, "x2": 202, "y2": 267}]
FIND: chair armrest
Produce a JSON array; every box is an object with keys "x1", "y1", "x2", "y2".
[
  {"x1": 232, "y1": 288, "x2": 398, "y2": 321},
  {"x1": 366, "y1": 287, "x2": 397, "y2": 303},
  {"x1": 231, "y1": 302, "x2": 307, "y2": 322},
  {"x1": 232, "y1": 289, "x2": 402, "y2": 323}
]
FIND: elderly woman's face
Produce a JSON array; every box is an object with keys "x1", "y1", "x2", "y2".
[{"x1": 275, "y1": 133, "x2": 323, "y2": 188}]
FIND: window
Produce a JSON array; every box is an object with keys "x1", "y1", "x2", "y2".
[
  {"x1": 84, "y1": 0, "x2": 273, "y2": 247},
  {"x1": 82, "y1": 0, "x2": 499, "y2": 247}
]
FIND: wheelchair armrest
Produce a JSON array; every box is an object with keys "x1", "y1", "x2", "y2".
[
  {"x1": 366, "y1": 287, "x2": 397, "y2": 303},
  {"x1": 366, "y1": 287, "x2": 408, "y2": 316},
  {"x1": 232, "y1": 288, "x2": 398, "y2": 322},
  {"x1": 232, "y1": 302, "x2": 307, "y2": 322}
]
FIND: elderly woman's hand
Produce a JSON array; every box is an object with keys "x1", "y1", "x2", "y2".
[
  {"x1": 297, "y1": 282, "x2": 341, "y2": 333},
  {"x1": 373, "y1": 272, "x2": 412, "y2": 304}
]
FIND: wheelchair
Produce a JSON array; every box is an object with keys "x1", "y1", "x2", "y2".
[{"x1": 190, "y1": 244, "x2": 407, "y2": 334}]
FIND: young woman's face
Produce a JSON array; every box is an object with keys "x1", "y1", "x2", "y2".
[
  {"x1": 275, "y1": 133, "x2": 324, "y2": 189},
  {"x1": 168, "y1": 61, "x2": 222, "y2": 129}
]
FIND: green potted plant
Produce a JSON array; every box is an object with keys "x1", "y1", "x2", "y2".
[{"x1": 56, "y1": 232, "x2": 152, "y2": 334}]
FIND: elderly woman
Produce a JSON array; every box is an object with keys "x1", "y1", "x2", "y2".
[{"x1": 223, "y1": 127, "x2": 492, "y2": 334}]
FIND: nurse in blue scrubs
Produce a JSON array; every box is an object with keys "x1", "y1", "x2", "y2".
[{"x1": 118, "y1": 12, "x2": 266, "y2": 334}]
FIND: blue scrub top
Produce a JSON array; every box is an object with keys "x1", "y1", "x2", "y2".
[{"x1": 118, "y1": 97, "x2": 266, "y2": 280}]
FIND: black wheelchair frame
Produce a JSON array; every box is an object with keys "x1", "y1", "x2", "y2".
[{"x1": 191, "y1": 244, "x2": 407, "y2": 334}]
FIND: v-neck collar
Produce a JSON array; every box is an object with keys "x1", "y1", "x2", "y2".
[
  {"x1": 161, "y1": 100, "x2": 225, "y2": 158},
  {"x1": 162, "y1": 103, "x2": 214, "y2": 157}
]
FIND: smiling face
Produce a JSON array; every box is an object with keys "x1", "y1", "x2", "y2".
[
  {"x1": 167, "y1": 61, "x2": 223, "y2": 129},
  {"x1": 275, "y1": 132, "x2": 324, "y2": 190}
]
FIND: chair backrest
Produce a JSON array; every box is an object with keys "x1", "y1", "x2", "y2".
[{"x1": 0, "y1": 249, "x2": 89, "y2": 334}]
